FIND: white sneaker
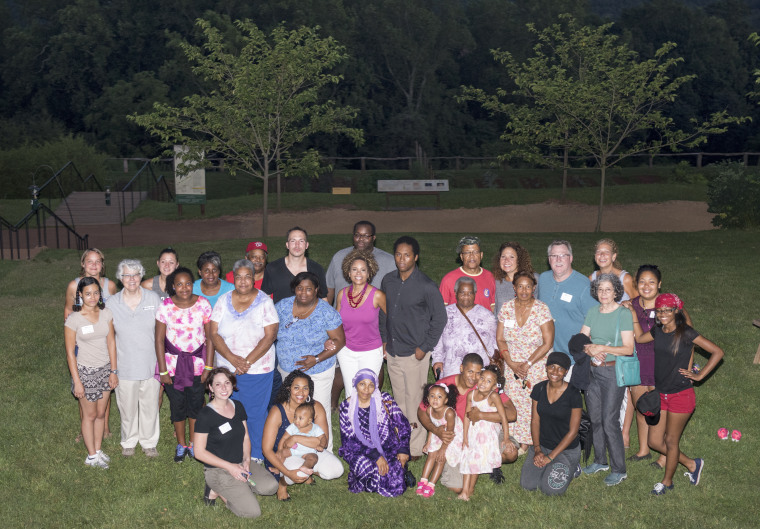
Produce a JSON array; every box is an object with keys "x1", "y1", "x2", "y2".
[
  {"x1": 97, "y1": 450, "x2": 111, "y2": 464},
  {"x1": 85, "y1": 455, "x2": 108, "y2": 469}
]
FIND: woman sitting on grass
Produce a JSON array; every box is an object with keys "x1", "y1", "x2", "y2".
[
  {"x1": 64, "y1": 277, "x2": 118, "y2": 469},
  {"x1": 630, "y1": 293, "x2": 724, "y2": 495},
  {"x1": 194, "y1": 367, "x2": 277, "y2": 517}
]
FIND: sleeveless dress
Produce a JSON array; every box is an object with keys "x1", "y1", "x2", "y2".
[
  {"x1": 424, "y1": 407, "x2": 463, "y2": 466},
  {"x1": 631, "y1": 296, "x2": 656, "y2": 386},
  {"x1": 460, "y1": 392, "x2": 503, "y2": 474}
]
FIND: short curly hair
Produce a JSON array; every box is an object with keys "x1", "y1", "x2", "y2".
[
  {"x1": 590, "y1": 272, "x2": 625, "y2": 303},
  {"x1": 422, "y1": 383, "x2": 458, "y2": 408},
  {"x1": 492, "y1": 242, "x2": 535, "y2": 281},
  {"x1": 341, "y1": 249, "x2": 379, "y2": 284}
]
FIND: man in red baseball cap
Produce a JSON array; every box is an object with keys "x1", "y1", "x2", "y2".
[{"x1": 225, "y1": 241, "x2": 268, "y2": 290}]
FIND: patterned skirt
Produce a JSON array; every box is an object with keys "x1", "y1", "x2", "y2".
[{"x1": 74, "y1": 363, "x2": 111, "y2": 402}]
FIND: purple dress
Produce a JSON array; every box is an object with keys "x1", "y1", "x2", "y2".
[
  {"x1": 631, "y1": 296, "x2": 656, "y2": 386},
  {"x1": 338, "y1": 392, "x2": 411, "y2": 497}
]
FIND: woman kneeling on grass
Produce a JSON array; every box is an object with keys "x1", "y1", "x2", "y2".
[
  {"x1": 520, "y1": 352, "x2": 582, "y2": 495},
  {"x1": 630, "y1": 293, "x2": 724, "y2": 495},
  {"x1": 65, "y1": 277, "x2": 118, "y2": 469},
  {"x1": 194, "y1": 368, "x2": 277, "y2": 517}
]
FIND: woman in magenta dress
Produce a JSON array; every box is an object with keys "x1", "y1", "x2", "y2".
[{"x1": 338, "y1": 369, "x2": 411, "y2": 497}]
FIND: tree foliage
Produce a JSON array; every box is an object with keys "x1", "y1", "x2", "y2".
[
  {"x1": 461, "y1": 15, "x2": 745, "y2": 231},
  {"x1": 130, "y1": 18, "x2": 362, "y2": 236}
]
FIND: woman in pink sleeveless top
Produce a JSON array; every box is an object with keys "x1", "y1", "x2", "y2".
[{"x1": 336, "y1": 250, "x2": 387, "y2": 398}]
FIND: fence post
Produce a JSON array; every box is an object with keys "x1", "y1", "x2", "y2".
[
  {"x1": 696, "y1": 153, "x2": 703, "y2": 168},
  {"x1": 123, "y1": 159, "x2": 129, "y2": 173},
  {"x1": 648, "y1": 154, "x2": 653, "y2": 168},
  {"x1": 456, "y1": 157, "x2": 461, "y2": 170},
  {"x1": 360, "y1": 157, "x2": 366, "y2": 174},
  {"x1": 743, "y1": 153, "x2": 749, "y2": 166}
]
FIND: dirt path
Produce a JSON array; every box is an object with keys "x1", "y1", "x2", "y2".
[{"x1": 79, "y1": 200, "x2": 714, "y2": 248}]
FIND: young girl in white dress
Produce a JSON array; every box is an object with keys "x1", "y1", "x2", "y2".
[
  {"x1": 417, "y1": 383, "x2": 462, "y2": 498},
  {"x1": 459, "y1": 365, "x2": 510, "y2": 501}
]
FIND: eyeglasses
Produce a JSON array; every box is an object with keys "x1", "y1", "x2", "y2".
[
  {"x1": 548, "y1": 254, "x2": 571, "y2": 260},
  {"x1": 655, "y1": 308, "x2": 676, "y2": 314},
  {"x1": 461, "y1": 250, "x2": 480, "y2": 257},
  {"x1": 597, "y1": 288, "x2": 614, "y2": 294},
  {"x1": 121, "y1": 274, "x2": 141, "y2": 279},
  {"x1": 353, "y1": 233, "x2": 373, "y2": 239}
]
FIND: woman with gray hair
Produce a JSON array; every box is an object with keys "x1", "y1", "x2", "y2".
[
  {"x1": 106, "y1": 259, "x2": 162, "y2": 457},
  {"x1": 579, "y1": 273, "x2": 634, "y2": 486},
  {"x1": 209, "y1": 259, "x2": 279, "y2": 461},
  {"x1": 432, "y1": 276, "x2": 497, "y2": 379}
]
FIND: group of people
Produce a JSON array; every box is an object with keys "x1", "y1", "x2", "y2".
[{"x1": 62, "y1": 225, "x2": 724, "y2": 518}]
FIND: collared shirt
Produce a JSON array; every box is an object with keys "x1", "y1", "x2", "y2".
[
  {"x1": 106, "y1": 288, "x2": 161, "y2": 380},
  {"x1": 381, "y1": 267, "x2": 446, "y2": 357},
  {"x1": 537, "y1": 269, "x2": 598, "y2": 357}
]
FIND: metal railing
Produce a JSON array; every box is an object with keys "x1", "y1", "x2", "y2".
[
  {"x1": 115, "y1": 161, "x2": 174, "y2": 223},
  {"x1": 0, "y1": 203, "x2": 88, "y2": 260}
]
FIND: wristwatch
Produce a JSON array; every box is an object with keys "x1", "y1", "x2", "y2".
[
  {"x1": 526, "y1": 360, "x2": 533, "y2": 367},
  {"x1": 110, "y1": 369, "x2": 119, "y2": 375}
]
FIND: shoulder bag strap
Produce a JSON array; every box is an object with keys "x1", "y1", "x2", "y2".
[{"x1": 456, "y1": 304, "x2": 490, "y2": 356}]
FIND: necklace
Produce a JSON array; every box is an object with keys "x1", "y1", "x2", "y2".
[
  {"x1": 347, "y1": 283, "x2": 368, "y2": 308},
  {"x1": 286, "y1": 299, "x2": 317, "y2": 329}
]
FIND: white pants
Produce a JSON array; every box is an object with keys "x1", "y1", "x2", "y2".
[
  {"x1": 281, "y1": 451, "x2": 344, "y2": 485},
  {"x1": 337, "y1": 345, "x2": 383, "y2": 398},
  {"x1": 279, "y1": 364, "x2": 336, "y2": 452},
  {"x1": 114, "y1": 378, "x2": 161, "y2": 449}
]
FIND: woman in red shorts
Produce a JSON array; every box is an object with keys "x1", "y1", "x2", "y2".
[{"x1": 631, "y1": 293, "x2": 724, "y2": 495}]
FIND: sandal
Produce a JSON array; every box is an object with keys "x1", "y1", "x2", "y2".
[{"x1": 203, "y1": 484, "x2": 216, "y2": 506}]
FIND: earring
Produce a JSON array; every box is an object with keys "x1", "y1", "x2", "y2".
[{"x1": 306, "y1": 395, "x2": 311, "y2": 403}]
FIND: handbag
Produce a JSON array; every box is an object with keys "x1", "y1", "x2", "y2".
[
  {"x1": 382, "y1": 400, "x2": 416, "y2": 489},
  {"x1": 613, "y1": 308, "x2": 641, "y2": 387},
  {"x1": 456, "y1": 305, "x2": 500, "y2": 366}
]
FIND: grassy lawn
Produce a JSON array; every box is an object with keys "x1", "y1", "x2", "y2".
[
  {"x1": 121, "y1": 183, "x2": 708, "y2": 223},
  {"x1": 2, "y1": 230, "x2": 758, "y2": 528}
]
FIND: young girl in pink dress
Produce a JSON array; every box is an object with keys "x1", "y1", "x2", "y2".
[
  {"x1": 459, "y1": 365, "x2": 511, "y2": 501},
  {"x1": 417, "y1": 383, "x2": 462, "y2": 498}
]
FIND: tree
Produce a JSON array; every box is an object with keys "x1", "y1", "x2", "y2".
[
  {"x1": 461, "y1": 15, "x2": 744, "y2": 231},
  {"x1": 130, "y1": 18, "x2": 363, "y2": 236}
]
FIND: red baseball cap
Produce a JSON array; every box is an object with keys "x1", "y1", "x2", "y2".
[{"x1": 245, "y1": 241, "x2": 268, "y2": 253}]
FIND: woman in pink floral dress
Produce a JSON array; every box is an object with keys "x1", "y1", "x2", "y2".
[
  {"x1": 496, "y1": 271, "x2": 555, "y2": 453},
  {"x1": 156, "y1": 266, "x2": 214, "y2": 463}
]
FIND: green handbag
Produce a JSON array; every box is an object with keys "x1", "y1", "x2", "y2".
[{"x1": 613, "y1": 308, "x2": 641, "y2": 387}]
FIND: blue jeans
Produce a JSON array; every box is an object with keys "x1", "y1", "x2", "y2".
[{"x1": 586, "y1": 365, "x2": 626, "y2": 474}]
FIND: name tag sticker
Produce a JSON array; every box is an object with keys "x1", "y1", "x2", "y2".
[
  {"x1": 503, "y1": 320, "x2": 516, "y2": 328},
  {"x1": 219, "y1": 422, "x2": 232, "y2": 434},
  {"x1": 649, "y1": 311, "x2": 655, "y2": 318},
  {"x1": 81, "y1": 325, "x2": 94, "y2": 335},
  {"x1": 560, "y1": 292, "x2": 573, "y2": 303},
  {"x1": 143, "y1": 306, "x2": 155, "y2": 310}
]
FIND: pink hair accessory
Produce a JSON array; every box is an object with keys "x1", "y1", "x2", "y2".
[
  {"x1": 717, "y1": 428, "x2": 729, "y2": 440},
  {"x1": 731, "y1": 429, "x2": 742, "y2": 442}
]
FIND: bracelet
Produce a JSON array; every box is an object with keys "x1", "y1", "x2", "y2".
[
  {"x1": 314, "y1": 354, "x2": 321, "y2": 364},
  {"x1": 203, "y1": 365, "x2": 213, "y2": 371},
  {"x1": 547, "y1": 455, "x2": 553, "y2": 462},
  {"x1": 159, "y1": 370, "x2": 169, "y2": 376},
  {"x1": 526, "y1": 360, "x2": 533, "y2": 367}
]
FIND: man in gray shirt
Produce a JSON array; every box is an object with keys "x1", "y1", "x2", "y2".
[{"x1": 382, "y1": 236, "x2": 447, "y2": 457}]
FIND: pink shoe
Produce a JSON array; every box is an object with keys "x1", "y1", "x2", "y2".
[
  {"x1": 416, "y1": 481, "x2": 427, "y2": 496},
  {"x1": 421, "y1": 483, "x2": 436, "y2": 498},
  {"x1": 731, "y1": 429, "x2": 742, "y2": 442},
  {"x1": 717, "y1": 428, "x2": 729, "y2": 440}
]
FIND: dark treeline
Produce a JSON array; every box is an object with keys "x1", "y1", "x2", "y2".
[{"x1": 2, "y1": 0, "x2": 759, "y2": 159}]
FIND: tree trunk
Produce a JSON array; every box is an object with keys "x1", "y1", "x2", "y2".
[
  {"x1": 276, "y1": 149, "x2": 282, "y2": 211},
  {"x1": 595, "y1": 160, "x2": 606, "y2": 232},
  {"x1": 562, "y1": 134, "x2": 569, "y2": 202},
  {"x1": 262, "y1": 164, "x2": 270, "y2": 237}
]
